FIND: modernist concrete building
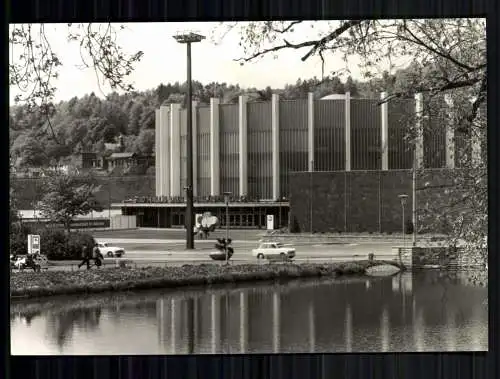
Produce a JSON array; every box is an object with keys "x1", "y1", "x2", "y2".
[{"x1": 116, "y1": 92, "x2": 481, "y2": 230}]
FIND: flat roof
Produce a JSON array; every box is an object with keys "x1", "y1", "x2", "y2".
[{"x1": 113, "y1": 202, "x2": 290, "y2": 208}]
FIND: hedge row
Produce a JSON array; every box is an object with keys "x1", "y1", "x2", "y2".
[{"x1": 10, "y1": 223, "x2": 96, "y2": 260}]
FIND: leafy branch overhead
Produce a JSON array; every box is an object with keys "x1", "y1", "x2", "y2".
[
  {"x1": 9, "y1": 23, "x2": 143, "y2": 140},
  {"x1": 228, "y1": 19, "x2": 486, "y2": 107}
]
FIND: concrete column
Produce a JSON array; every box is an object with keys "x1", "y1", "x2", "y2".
[
  {"x1": 155, "y1": 109, "x2": 161, "y2": 197},
  {"x1": 272, "y1": 291, "x2": 281, "y2": 353},
  {"x1": 345, "y1": 92, "x2": 351, "y2": 171},
  {"x1": 414, "y1": 93, "x2": 424, "y2": 169},
  {"x1": 239, "y1": 292, "x2": 248, "y2": 353},
  {"x1": 308, "y1": 300, "x2": 316, "y2": 352},
  {"x1": 170, "y1": 298, "x2": 177, "y2": 354},
  {"x1": 211, "y1": 294, "x2": 220, "y2": 354},
  {"x1": 210, "y1": 98, "x2": 220, "y2": 196},
  {"x1": 345, "y1": 304, "x2": 352, "y2": 352},
  {"x1": 170, "y1": 103, "x2": 181, "y2": 197},
  {"x1": 307, "y1": 92, "x2": 315, "y2": 171},
  {"x1": 159, "y1": 105, "x2": 171, "y2": 197},
  {"x1": 155, "y1": 109, "x2": 160, "y2": 196},
  {"x1": 239, "y1": 95, "x2": 248, "y2": 196},
  {"x1": 192, "y1": 101, "x2": 198, "y2": 197},
  {"x1": 381, "y1": 92, "x2": 389, "y2": 170},
  {"x1": 444, "y1": 94, "x2": 456, "y2": 169},
  {"x1": 272, "y1": 93, "x2": 280, "y2": 200}
]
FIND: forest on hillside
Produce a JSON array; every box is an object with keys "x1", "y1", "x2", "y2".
[{"x1": 9, "y1": 70, "x2": 407, "y2": 170}]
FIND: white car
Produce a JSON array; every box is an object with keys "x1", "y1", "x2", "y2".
[
  {"x1": 252, "y1": 242, "x2": 296, "y2": 260},
  {"x1": 97, "y1": 242, "x2": 125, "y2": 258}
]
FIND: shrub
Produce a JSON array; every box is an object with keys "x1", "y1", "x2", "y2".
[
  {"x1": 10, "y1": 223, "x2": 34, "y2": 256},
  {"x1": 65, "y1": 232, "x2": 96, "y2": 259},
  {"x1": 10, "y1": 226, "x2": 96, "y2": 261},
  {"x1": 40, "y1": 229, "x2": 68, "y2": 260}
]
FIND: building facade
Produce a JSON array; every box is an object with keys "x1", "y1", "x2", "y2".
[
  {"x1": 114, "y1": 91, "x2": 481, "y2": 230},
  {"x1": 155, "y1": 92, "x2": 476, "y2": 201}
]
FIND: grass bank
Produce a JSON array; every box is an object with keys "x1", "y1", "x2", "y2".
[{"x1": 10, "y1": 260, "x2": 403, "y2": 299}]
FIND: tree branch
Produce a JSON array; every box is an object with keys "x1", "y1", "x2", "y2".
[
  {"x1": 402, "y1": 21, "x2": 476, "y2": 72},
  {"x1": 467, "y1": 73, "x2": 487, "y2": 123},
  {"x1": 234, "y1": 39, "x2": 318, "y2": 63},
  {"x1": 301, "y1": 20, "x2": 363, "y2": 61},
  {"x1": 235, "y1": 20, "x2": 363, "y2": 64},
  {"x1": 377, "y1": 77, "x2": 482, "y2": 105},
  {"x1": 269, "y1": 21, "x2": 302, "y2": 34}
]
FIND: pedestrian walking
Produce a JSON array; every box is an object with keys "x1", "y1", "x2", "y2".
[
  {"x1": 93, "y1": 243, "x2": 103, "y2": 267},
  {"x1": 78, "y1": 244, "x2": 92, "y2": 270}
]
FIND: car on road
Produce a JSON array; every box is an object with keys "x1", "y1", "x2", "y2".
[
  {"x1": 252, "y1": 242, "x2": 296, "y2": 260},
  {"x1": 97, "y1": 242, "x2": 126, "y2": 258}
]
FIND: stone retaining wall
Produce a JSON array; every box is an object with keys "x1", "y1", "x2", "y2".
[{"x1": 395, "y1": 246, "x2": 486, "y2": 270}]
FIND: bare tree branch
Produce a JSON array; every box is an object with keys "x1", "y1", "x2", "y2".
[
  {"x1": 377, "y1": 77, "x2": 482, "y2": 104},
  {"x1": 269, "y1": 21, "x2": 302, "y2": 34},
  {"x1": 234, "y1": 20, "x2": 363, "y2": 64},
  {"x1": 301, "y1": 20, "x2": 363, "y2": 61}
]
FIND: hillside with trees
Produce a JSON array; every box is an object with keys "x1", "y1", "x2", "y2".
[{"x1": 9, "y1": 74, "x2": 380, "y2": 171}]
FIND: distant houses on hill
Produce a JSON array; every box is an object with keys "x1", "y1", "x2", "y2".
[{"x1": 11, "y1": 135, "x2": 154, "y2": 178}]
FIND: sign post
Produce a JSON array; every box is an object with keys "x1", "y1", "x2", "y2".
[
  {"x1": 266, "y1": 215, "x2": 275, "y2": 230},
  {"x1": 27, "y1": 234, "x2": 41, "y2": 255}
]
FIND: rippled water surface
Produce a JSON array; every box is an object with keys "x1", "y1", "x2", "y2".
[{"x1": 11, "y1": 271, "x2": 488, "y2": 355}]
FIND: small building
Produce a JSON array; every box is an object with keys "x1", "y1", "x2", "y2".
[
  {"x1": 107, "y1": 152, "x2": 138, "y2": 172},
  {"x1": 77, "y1": 152, "x2": 98, "y2": 169}
]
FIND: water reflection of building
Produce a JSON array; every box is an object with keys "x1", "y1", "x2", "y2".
[
  {"x1": 344, "y1": 304, "x2": 352, "y2": 352},
  {"x1": 152, "y1": 273, "x2": 486, "y2": 353}
]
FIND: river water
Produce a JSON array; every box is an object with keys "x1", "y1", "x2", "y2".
[{"x1": 10, "y1": 270, "x2": 487, "y2": 355}]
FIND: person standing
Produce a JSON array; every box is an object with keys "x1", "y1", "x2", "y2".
[{"x1": 78, "y1": 244, "x2": 92, "y2": 270}]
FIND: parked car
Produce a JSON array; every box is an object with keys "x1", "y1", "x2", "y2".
[
  {"x1": 251, "y1": 242, "x2": 295, "y2": 260},
  {"x1": 13, "y1": 254, "x2": 49, "y2": 272},
  {"x1": 97, "y1": 242, "x2": 126, "y2": 258}
]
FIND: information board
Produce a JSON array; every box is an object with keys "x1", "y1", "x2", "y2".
[
  {"x1": 266, "y1": 215, "x2": 274, "y2": 230},
  {"x1": 27, "y1": 234, "x2": 41, "y2": 255}
]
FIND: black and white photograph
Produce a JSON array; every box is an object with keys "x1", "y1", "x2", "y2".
[{"x1": 9, "y1": 19, "x2": 487, "y2": 355}]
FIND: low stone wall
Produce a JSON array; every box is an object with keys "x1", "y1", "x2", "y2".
[{"x1": 395, "y1": 246, "x2": 486, "y2": 270}]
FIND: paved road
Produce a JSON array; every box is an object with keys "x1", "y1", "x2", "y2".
[
  {"x1": 39, "y1": 239, "x2": 400, "y2": 271},
  {"x1": 94, "y1": 237, "x2": 398, "y2": 258},
  {"x1": 25, "y1": 228, "x2": 410, "y2": 271}
]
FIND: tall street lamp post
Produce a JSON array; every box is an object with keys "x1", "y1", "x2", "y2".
[
  {"x1": 174, "y1": 32, "x2": 205, "y2": 250},
  {"x1": 223, "y1": 192, "x2": 232, "y2": 264}
]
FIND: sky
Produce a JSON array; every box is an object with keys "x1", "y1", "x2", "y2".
[{"x1": 8, "y1": 21, "x2": 397, "y2": 104}]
